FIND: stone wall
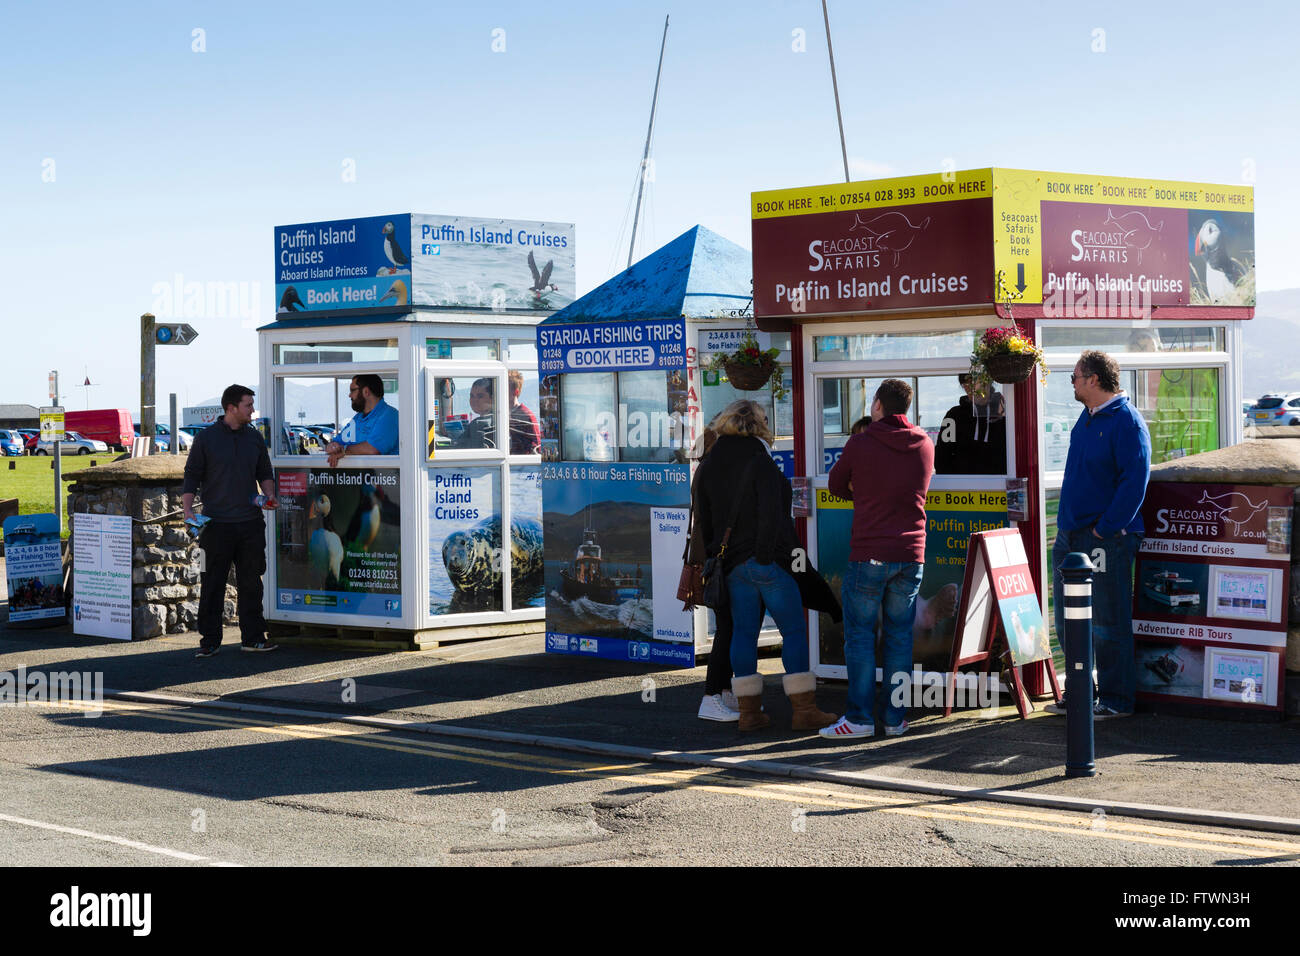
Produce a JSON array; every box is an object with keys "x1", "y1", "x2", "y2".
[{"x1": 65, "y1": 456, "x2": 237, "y2": 639}]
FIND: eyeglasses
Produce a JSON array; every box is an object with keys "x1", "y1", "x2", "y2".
[{"x1": 1069, "y1": 372, "x2": 1094, "y2": 383}]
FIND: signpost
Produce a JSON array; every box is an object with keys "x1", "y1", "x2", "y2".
[
  {"x1": 142, "y1": 314, "x2": 197, "y2": 454},
  {"x1": 155, "y1": 323, "x2": 198, "y2": 345},
  {"x1": 41, "y1": 383, "x2": 65, "y2": 534}
]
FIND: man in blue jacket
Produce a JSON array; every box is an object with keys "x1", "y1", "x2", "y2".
[{"x1": 1050, "y1": 351, "x2": 1151, "y2": 718}]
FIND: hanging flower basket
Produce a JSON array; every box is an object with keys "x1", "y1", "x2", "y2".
[
  {"x1": 723, "y1": 355, "x2": 777, "y2": 391},
  {"x1": 983, "y1": 351, "x2": 1039, "y2": 384}
]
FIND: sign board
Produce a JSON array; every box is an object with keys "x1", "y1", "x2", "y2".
[
  {"x1": 72, "y1": 513, "x2": 133, "y2": 640},
  {"x1": 542, "y1": 462, "x2": 694, "y2": 667},
  {"x1": 39, "y1": 407, "x2": 65, "y2": 443},
  {"x1": 155, "y1": 323, "x2": 198, "y2": 345},
  {"x1": 3, "y1": 514, "x2": 65, "y2": 624},
  {"x1": 274, "y1": 468, "x2": 403, "y2": 618},
  {"x1": 1133, "y1": 482, "x2": 1290, "y2": 712},
  {"x1": 273, "y1": 213, "x2": 576, "y2": 317},
  {"x1": 538, "y1": 319, "x2": 686, "y2": 375},
  {"x1": 752, "y1": 168, "x2": 1254, "y2": 318},
  {"x1": 945, "y1": 528, "x2": 1056, "y2": 717},
  {"x1": 48, "y1": 372, "x2": 58, "y2": 404}
]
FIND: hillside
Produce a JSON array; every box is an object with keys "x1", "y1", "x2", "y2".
[{"x1": 1243, "y1": 288, "x2": 1300, "y2": 399}]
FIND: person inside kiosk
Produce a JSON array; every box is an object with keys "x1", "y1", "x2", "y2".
[
  {"x1": 324, "y1": 373, "x2": 399, "y2": 466},
  {"x1": 934, "y1": 373, "x2": 1006, "y2": 475},
  {"x1": 450, "y1": 377, "x2": 498, "y2": 450}
]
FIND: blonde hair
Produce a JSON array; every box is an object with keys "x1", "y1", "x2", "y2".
[{"x1": 712, "y1": 399, "x2": 774, "y2": 444}]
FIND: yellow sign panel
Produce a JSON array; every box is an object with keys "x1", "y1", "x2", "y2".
[
  {"x1": 39, "y1": 407, "x2": 65, "y2": 443},
  {"x1": 816, "y1": 488, "x2": 1007, "y2": 511},
  {"x1": 752, "y1": 169, "x2": 994, "y2": 220},
  {"x1": 990, "y1": 168, "x2": 1253, "y2": 306}
]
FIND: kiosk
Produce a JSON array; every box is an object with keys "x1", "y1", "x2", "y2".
[
  {"x1": 749, "y1": 168, "x2": 1254, "y2": 682},
  {"x1": 537, "y1": 226, "x2": 793, "y2": 665},
  {"x1": 260, "y1": 213, "x2": 574, "y2": 643}
]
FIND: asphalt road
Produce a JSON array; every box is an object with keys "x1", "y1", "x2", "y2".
[{"x1": 1, "y1": 698, "x2": 1296, "y2": 867}]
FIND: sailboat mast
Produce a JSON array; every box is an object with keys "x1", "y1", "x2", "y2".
[{"x1": 628, "y1": 15, "x2": 669, "y2": 269}]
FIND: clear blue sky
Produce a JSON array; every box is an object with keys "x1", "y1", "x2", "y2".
[{"x1": 2, "y1": 0, "x2": 1296, "y2": 414}]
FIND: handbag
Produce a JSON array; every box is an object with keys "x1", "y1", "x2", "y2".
[
  {"x1": 696, "y1": 459, "x2": 757, "y2": 610},
  {"x1": 678, "y1": 482, "x2": 705, "y2": 608}
]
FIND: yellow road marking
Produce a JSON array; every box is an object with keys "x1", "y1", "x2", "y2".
[{"x1": 40, "y1": 699, "x2": 1296, "y2": 860}]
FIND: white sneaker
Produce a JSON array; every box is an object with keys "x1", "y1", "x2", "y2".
[
  {"x1": 698, "y1": 693, "x2": 740, "y2": 722},
  {"x1": 720, "y1": 690, "x2": 739, "y2": 711},
  {"x1": 884, "y1": 720, "x2": 908, "y2": 737},
  {"x1": 819, "y1": 716, "x2": 874, "y2": 739}
]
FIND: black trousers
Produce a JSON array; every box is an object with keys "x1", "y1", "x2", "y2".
[{"x1": 197, "y1": 517, "x2": 267, "y2": 648}]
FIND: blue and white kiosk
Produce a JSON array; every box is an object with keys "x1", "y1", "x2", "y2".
[
  {"x1": 537, "y1": 225, "x2": 791, "y2": 665},
  {"x1": 259, "y1": 212, "x2": 573, "y2": 644}
]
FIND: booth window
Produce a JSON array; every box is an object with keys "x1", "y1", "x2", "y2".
[
  {"x1": 1043, "y1": 367, "x2": 1220, "y2": 469},
  {"x1": 275, "y1": 375, "x2": 397, "y2": 457},
  {"x1": 428, "y1": 374, "x2": 504, "y2": 454},
  {"x1": 700, "y1": 331, "x2": 792, "y2": 440},
  {"x1": 274, "y1": 340, "x2": 399, "y2": 364},
  {"x1": 425, "y1": 338, "x2": 500, "y2": 361},
  {"x1": 814, "y1": 330, "x2": 975, "y2": 362},
  {"x1": 553, "y1": 370, "x2": 686, "y2": 463},
  {"x1": 817, "y1": 374, "x2": 1007, "y2": 476},
  {"x1": 1040, "y1": 326, "x2": 1224, "y2": 355}
]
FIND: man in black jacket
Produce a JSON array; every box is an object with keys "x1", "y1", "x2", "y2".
[
  {"x1": 934, "y1": 374, "x2": 1006, "y2": 475},
  {"x1": 183, "y1": 384, "x2": 278, "y2": 657}
]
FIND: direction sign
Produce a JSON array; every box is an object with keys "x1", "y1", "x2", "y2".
[
  {"x1": 39, "y1": 406, "x2": 65, "y2": 442},
  {"x1": 155, "y1": 323, "x2": 198, "y2": 345}
]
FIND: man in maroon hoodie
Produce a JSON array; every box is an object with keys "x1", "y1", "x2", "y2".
[{"x1": 820, "y1": 379, "x2": 934, "y2": 739}]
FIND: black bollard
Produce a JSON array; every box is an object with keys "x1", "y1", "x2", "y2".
[
  {"x1": 7, "y1": 460, "x2": 12, "y2": 470},
  {"x1": 1061, "y1": 551, "x2": 1097, "y2": 778}
]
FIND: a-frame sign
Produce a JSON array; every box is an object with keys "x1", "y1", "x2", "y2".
[{"x1": 944, "y1": 527, "x2": 1060, "y2": 718}]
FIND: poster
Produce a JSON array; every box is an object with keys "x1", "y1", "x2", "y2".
[
  {"x1": 274, "y1": 468, "x2": 402, "y2": 617},
  {"x1": 3, "y1": 514, "x2": 65, "y2": 623},
  {"x1": 542, "y1": 462, "x2": 693, "y2": 666},
  {"x1": 411, "y1": 215, "x2": 575, "y2": 312},
  {"x1": 815, "y1": 487, "x2": 1007, "y2": 668},
  {"x1": 983, "y1": 530, "x2": 1051, "y2": 666},
  {"x1": 72, "y1": 513, "x2": 132, "y2": 640},
  {"x1": 1134, "y1": 482, "x2": 1290, "y2": 711},
  {"x1": 426, "y1": 466, "x2": 544, "y2": 616},
  {"x1": 274, "y1": 214, "x2": 412, "y2": 315},
  {"x1": 538, "y1": 318, "x2": 686, "y2": 375}
]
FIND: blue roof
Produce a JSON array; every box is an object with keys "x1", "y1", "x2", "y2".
[{"x1": 540, "y1": 226, "x2": 751, "y2": 325}]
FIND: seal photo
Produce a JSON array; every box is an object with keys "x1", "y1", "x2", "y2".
[{"x1": 441, "y1": 515, "x2": 545, "y2": 595}]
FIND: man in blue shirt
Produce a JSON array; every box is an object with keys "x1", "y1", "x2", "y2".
[
  {"x1": 1049, "y1": 351, "x2": 1151, "y2": 719},
  {"x1": 325, "y1": 374, "x2": 399, "y2": 466}
]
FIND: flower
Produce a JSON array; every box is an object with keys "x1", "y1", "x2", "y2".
[
  {"x1": 703, "y1": 330, "x2": 787, "y2": 399},
  {"x1": 969, "y1": 324, "x2": 1047, "y2": 385}
]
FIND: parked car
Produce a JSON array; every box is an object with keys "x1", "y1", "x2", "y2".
[
  {"x1": 34, "y1": 431, "x2": 110, "y2": 456},
  {"x1": 1248, "y1": 393, "x2": 1300, "y2": 427},
  {"x1": 281, "y1": 425, "x2": 322, "y2": 455},
  {"x1": 132, "y1": 422, "x2": 191, "y2": 452},
  {"x1": 64, "y1": 408, "x2": 135, "y2": 452},
  {"x1": 0, "y1": 429, "x2": 25, "y2": 457},
  {"x1": 17, "y1": 429, "x2": 40, "y2": 454}
]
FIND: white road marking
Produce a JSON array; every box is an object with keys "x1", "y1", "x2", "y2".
[{"x1": 0, "y1": 811, "x2": 239, "y2": 866}]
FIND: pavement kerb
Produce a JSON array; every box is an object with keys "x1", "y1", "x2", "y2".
[{"x1": 106, "y1": 688, "x2": 1300, "y2": 837}]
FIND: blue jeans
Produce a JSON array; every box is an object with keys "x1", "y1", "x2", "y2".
[
  {"x1": 727, "y1": 559, "x2": 809, "y2": 678},
  {"x1": 1052, "y1": 527, "x2": 1142, "y2": 713},
  {"x1": 842, "y1": 560, "x2": 923, "y2": 727}
]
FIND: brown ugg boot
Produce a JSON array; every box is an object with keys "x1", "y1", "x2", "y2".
[
  {"x1": 784, "y1": 672, "x2": 837, "y2": 731},
  {"x1": 732, "y1": 674, "x2": 770, "y2": 732}
]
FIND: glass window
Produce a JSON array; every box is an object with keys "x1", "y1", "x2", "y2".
[
  {"x1": 539, "y1": 374, "x2": 561, "y2": 461},
  {"x1": 425, "y1": 338, "x2": 500, "y2": 361},
  {"x1": 814, "y1": 330, "x2": 976, "y2": 362},
  {"x1": 277, "y1": 377, "x2": 338, "y2": 455},
  {"x1": 1043, "y1": 367, "x2": 1218, "y2": 469},
  {"x1": 1041, "y1": 326, "x2": 1224, "y2": 354},
  {"x1": 699, "y1": 370, "x2": 794, "y2": 441},
  {"x1": 428, "y1": 375, "x2": 502, "y2": 454},
  {"x1": 560, "y1": 372, "x2": 616, "y2": 462},
  {"x1": 506, "y1": 369, "x2": 542, "y2": 456},
  {"x1": 619, "y1": 370, "x2": 684, "y2": 463},
  {"x1": 274, "y1": 340, "x2": 399, "y2": 364},
  {"x1": 507, "y1": 339, "x2": 538, "y2": 364}
]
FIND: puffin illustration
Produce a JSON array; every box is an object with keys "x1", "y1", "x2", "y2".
[
  {"x1": 1194, "y1": 219, "x2": 1246, "y2": 302},
  {"x1": 344, "y1": 482, "x2": 383, "y2": 552},
  {"x1": 1197, "y1": 489, "x2": 1267, "y2": 532},
  {"x1": 308, "y1": 493, "x2": 345, "y2": 588},
  {"x1": 849, "y1": 211, "x2": 931, "y2": 266},
  {"x1": 379, "y1": 279, "x2": 408, "y2": 306},
  {"x1": 527, "y1": 250, "x2": 557, "y2": 299},
  {"x1": 382, "y1": 221, "x2": 409, "y2": 271},
  {"x1": 1103, "y1": 209, "x2": 1164, "y2": 264},
  {"x1": 278, "y1": 286, "x2": 305, "y2": 312}
]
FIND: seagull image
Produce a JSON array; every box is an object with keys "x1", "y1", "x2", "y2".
[
  {"x1": 278, "y1": 286, "x2": 305, "y2": 312},
  {"x1": 379, "y1": 279, "x2": 408, "y2": 306},
  {"x1": 1194, "y1": 219, "x2": 1246, "y2": 302},
  {"x1": 307, "y1": 494, "x2": 345, "y2": 589},
  {"x1": 1103, "y1": 209, "x2": 1164, "y2": 264},
  {"x1": 527, "y1": 250, "x2": 557, "y2": 299},
  {"x1": 849, "y1": 210, "x2": 931, "y2": 266},
  {"x1": 382, "y1": 221, "x2": 409, "y2": 271},
  {"x1": 1197, "y1": 489, "x2": 1267, "y2": 533},
  {"x1": 344, "y1": 482, "x2": 383, "y2": 552}
]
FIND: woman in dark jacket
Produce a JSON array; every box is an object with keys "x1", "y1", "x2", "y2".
[{"x1": 694, "y1": 400, "x2": 837, "y2": 732}]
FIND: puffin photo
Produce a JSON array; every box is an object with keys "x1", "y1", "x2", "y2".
[{"x1": 1193, "y1": 218, "x2": 1246, "y2": 302}]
